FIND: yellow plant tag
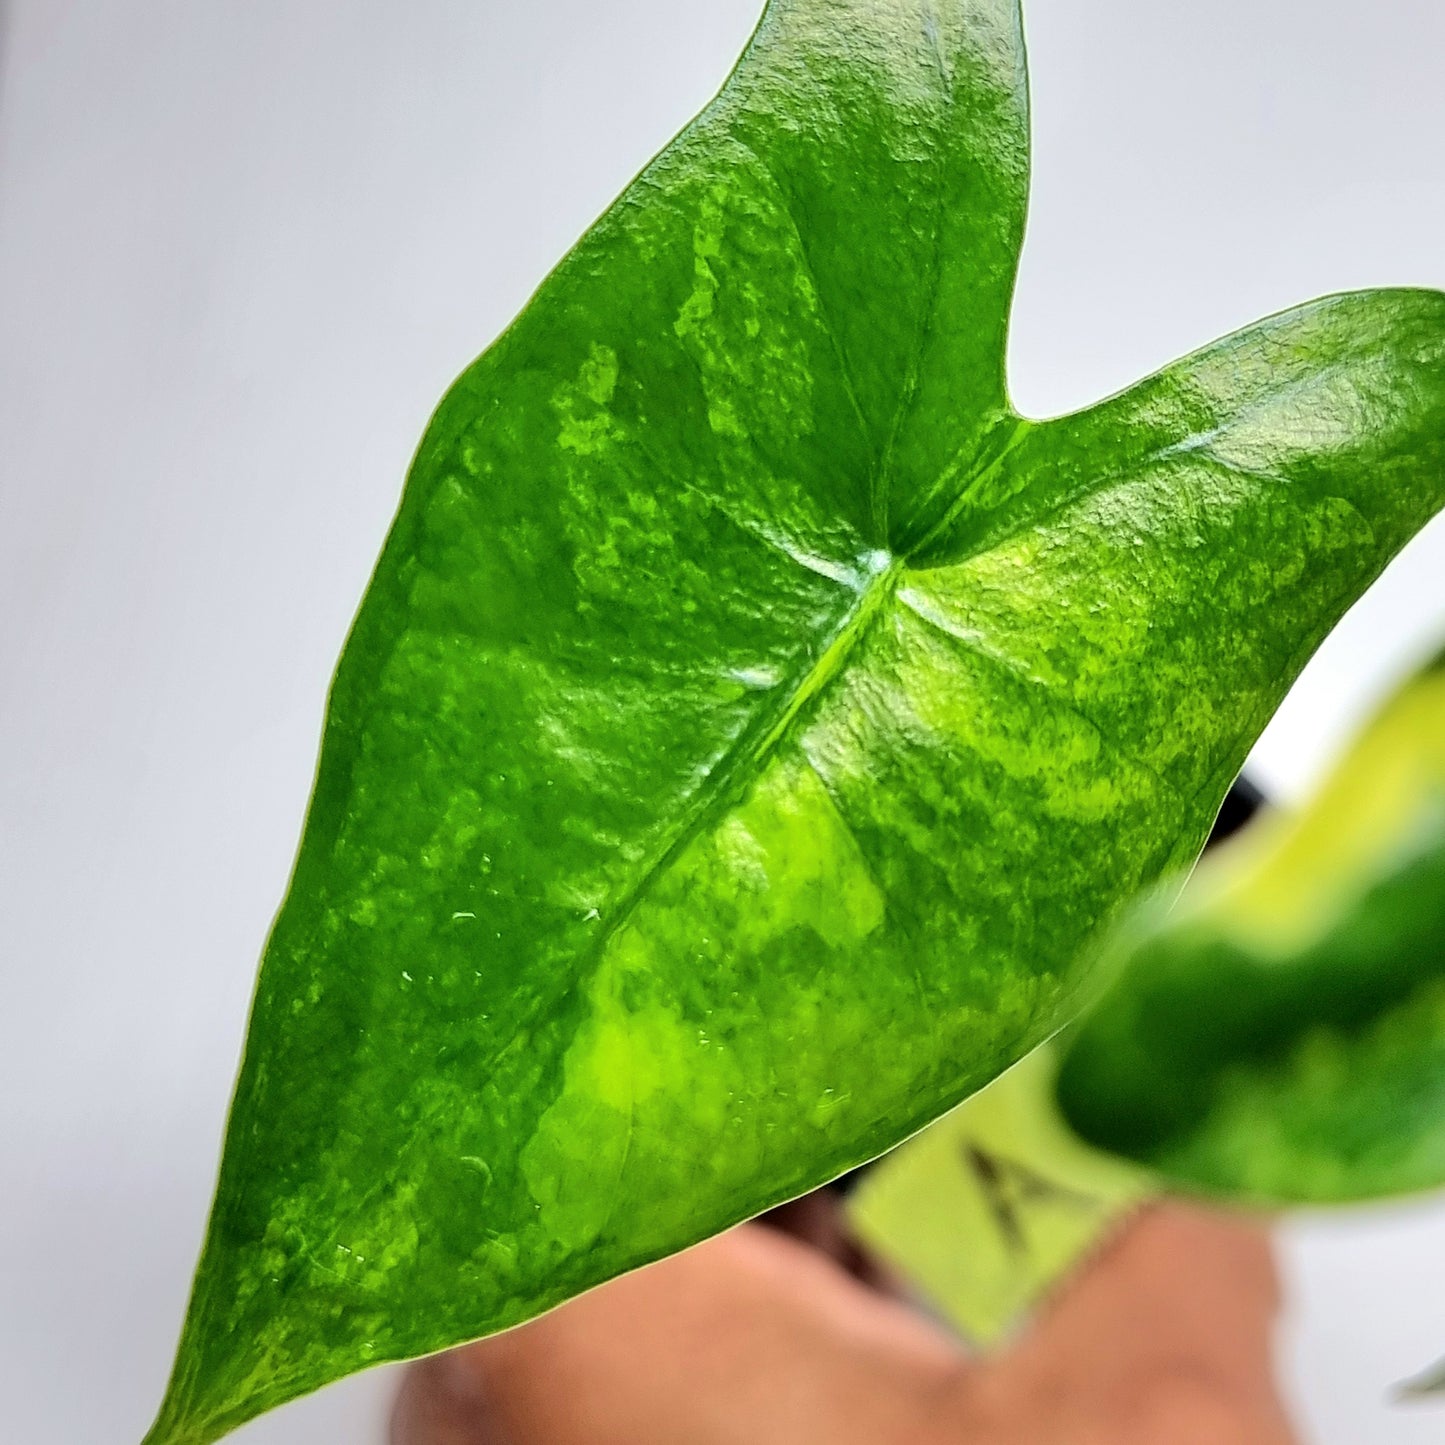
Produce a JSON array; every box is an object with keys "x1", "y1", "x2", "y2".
[{"x1": 848, "y1": 1045, "x2": 1149, "y2": 1348}]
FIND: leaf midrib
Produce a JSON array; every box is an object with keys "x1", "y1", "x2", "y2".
[
  {"x1": 493, "y1": 0, "x2": 1039, "y2": 1047},
  {"x1": 583, "y1": 414, "x2": 1047, "y2": 982},
  {"x1": 584, "y1": 548, "x2": 907, "y2": 969}
]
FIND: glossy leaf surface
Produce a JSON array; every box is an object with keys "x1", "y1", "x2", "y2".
[
  {"x1": 1056, "y1": 655, "x2": 1445, "y2": 1205},
  {"x1": 145, "y1": 1, "x2": 1445, "y2": 1440}
]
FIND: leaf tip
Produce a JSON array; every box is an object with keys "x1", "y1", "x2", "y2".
[{"x1": 138, "y1": 1382, "x2": 216, "y2": 1445}]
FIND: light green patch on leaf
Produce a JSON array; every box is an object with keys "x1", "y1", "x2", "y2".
[
  {"x1": 142, "y1": 0, "x2": 1445, "y2": 1440},
  {"x1": 849, "y1": 1045, "x2": 1147, "y2": 1347},
  {"x1": 1056, "y1": 654, "x2": 1445, "y2": 1206}
]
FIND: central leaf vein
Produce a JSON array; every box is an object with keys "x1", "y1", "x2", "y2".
[{"x1": 583, "y1": 550, "x2": 906, "y2": 969}]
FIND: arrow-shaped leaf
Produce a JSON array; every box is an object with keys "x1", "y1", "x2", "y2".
[
  {"x1": 144, "y1": 1, "x2": 1445, "y2": 1440},
  {"x1": 1057, "y1": 652, "x2": 1445, "y2": 1206}
]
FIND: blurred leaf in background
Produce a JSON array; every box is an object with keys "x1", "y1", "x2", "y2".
[
  {"x1": 1397, "y1": 1353, "x2": 1445, "y2": 1399},
  {"x1": 1057, "y1": 652, "x2": 1445, "y2": 1206}
]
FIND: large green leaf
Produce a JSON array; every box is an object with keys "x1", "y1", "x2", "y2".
[
  {"x1": 144, "y1": 1, "x2": 1445, "y2": 1440},
  {"x1": 1055, "y1": 654, "x2": 1445, "y2": 1206}
]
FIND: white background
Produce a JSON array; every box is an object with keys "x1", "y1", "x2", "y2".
[{"x1": 3, "y1": 2, "x2": 1445, "y2": 1441}]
